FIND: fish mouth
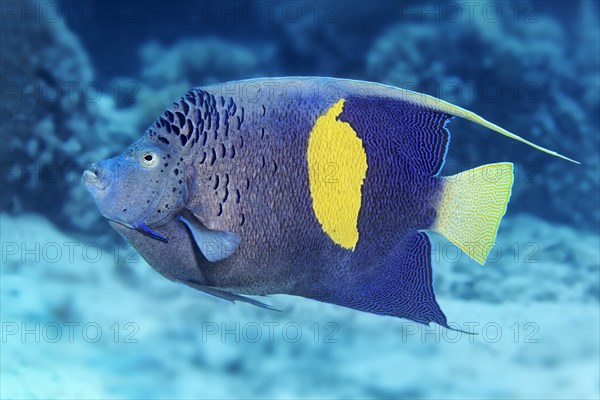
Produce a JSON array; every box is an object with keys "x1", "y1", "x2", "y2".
[{"x1": 82, "y1": 163, "x2": 109, "y2": 191}]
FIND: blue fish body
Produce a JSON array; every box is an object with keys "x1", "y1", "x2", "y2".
[{"x1": 85, "y1": 77, "x2": 576, "y2": 328}]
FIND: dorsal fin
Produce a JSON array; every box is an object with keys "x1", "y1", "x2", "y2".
[{"x1": 397, "y1": 89, "x2": 580, "y2": 164}]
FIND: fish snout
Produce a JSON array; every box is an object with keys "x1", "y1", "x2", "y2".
[{"x1": 83, "y1": 162, "x2": 108, "y2": 190}]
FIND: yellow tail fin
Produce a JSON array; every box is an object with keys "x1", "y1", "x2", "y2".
[{"x1": 432, "y1": 163, "x2": 514, "y2": 264}]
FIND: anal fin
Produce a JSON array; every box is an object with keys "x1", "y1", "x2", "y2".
[{"x1": 312, "y1": 232, "x2": 451, "y2": 328}]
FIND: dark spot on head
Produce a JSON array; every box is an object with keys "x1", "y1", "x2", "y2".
[
  {"x1": 182, "y1": 101, "x2": 189, "y2": 115},
  {"x1": 180, "y1": 135, "x2": 187, "y2": 146},
  {"x1": 158, "y1": 136, "x2": 170, "y2": 145},
  {"x1": 165, "y1": 110, "x2": 174, "y2": 123},
  {"x1": 173, "y1": 168, "x2": 179, "y2": 176},
  {"x1": 172, "y1": 125, "x2": 180, "y2": 135},
  {"x1": 164, "y1": 162, "x2": 169, "y2": 167},
  {"x1": 176, "y1": 112, "x2": 185, "y2": 127}
]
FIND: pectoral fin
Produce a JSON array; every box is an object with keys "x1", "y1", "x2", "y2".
[
  {"x1": 178, "y1": 213, "x2": 240, "y2": 262},
  {"x1": 184, "y1": 280, "x2": 280, "y2": 311}
]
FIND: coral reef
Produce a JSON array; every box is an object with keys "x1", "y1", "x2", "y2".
[
  {"x1": 0, "y1": 0, "x2": 137, "y2": 238},
  {"x1": 125, "y1": 38, "x2": 273, "y2": 134}
]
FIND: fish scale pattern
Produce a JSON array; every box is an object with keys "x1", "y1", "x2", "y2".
[{"x1": 341, "y1": 96, "x2": 451, "y2": 177}]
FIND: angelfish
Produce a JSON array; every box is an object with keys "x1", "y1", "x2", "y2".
[{"x1": 83, "y1": 78, "x2": 577, "y2": 328}]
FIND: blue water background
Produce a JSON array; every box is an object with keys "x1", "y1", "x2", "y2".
[{"x1": 1, "y1": 1, "x2": 599, "y2": 399}]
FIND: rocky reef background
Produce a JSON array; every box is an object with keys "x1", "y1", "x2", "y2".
[
  {"x1": 1, "y1": 0, "x2": 598, "y2": 237},
  {"x1": 1, "y1": 1, "x2": 599, "y2": 399}
]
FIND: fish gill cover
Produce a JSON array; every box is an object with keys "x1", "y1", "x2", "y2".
[{"x1": 0, "y1": 1, "x2": 598, "y2": 399}]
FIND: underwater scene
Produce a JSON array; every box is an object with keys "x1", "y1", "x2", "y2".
[{"x1": 1, "y1": 0, "x2": 599, "y2": 399}]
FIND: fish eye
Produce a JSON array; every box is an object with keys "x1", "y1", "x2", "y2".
[{"x1": 140, "y1": 151, "x2": 159, "y2": 168}]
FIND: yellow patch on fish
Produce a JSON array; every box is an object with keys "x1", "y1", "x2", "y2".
[{"x1": 307, "y1": 99, "x2": 368, "y2": 250}]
